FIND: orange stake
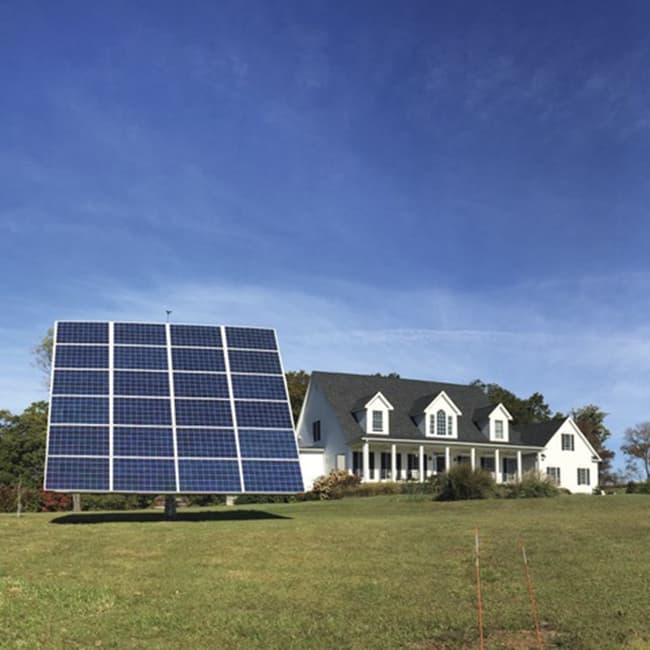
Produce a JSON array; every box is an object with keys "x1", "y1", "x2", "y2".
[
  {"x1": 520, "y1": 537, "x2": 544, "y2": 650},
  {"x1": 475, "y1": 528, "x2": 485, "y2": 650}
]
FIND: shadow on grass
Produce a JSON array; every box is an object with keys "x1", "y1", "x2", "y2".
[{"x1": 50, "y1": 509, "x2": 291, "y2": 524}]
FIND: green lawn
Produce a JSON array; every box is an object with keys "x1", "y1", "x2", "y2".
[{"x1": 1, "y1": 495, "x2": 649, "y2": 649}]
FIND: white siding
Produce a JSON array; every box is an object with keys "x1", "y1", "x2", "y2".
[
  {"x1": 539, "y1": 422, "x2": 599, "y2": 494},
  {"x1": 296, "y1": 378, "x2": 352, "y2": 477}
]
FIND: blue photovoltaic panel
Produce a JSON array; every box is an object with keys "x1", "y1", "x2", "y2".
[
  {"x1": 225, "y1": 327, "x2": 276, "y2": 350},
  {"x1": 50, "y1": 396, "x2": 109, "y2": 424},
  {"x1": 114, "y1": 398, "x2": 172, "y2": 425},
  {"x1": 176, "y1": 428, "x2": 237, "y2": 458},
  {"x1": 45, "y1": 321, "x2": 303, "y2": 494},
  {"x1": 172, "y1": 347, "x2": 225, "y2": 372},
  {"x1": 48, "y1": 426, "x2": 109, "y2": 456},
  {"x1": 113, "y1": 458, "x2": 176, "y2": 491},
  {"x1": 231, "y1": 374, "x2": 287, "y2": 400},
  {"x1": 238, "y1": 429, "x2": 297, "y2": 459},
  {"x1": 114, "y1": 371, "x2": 169, "y2": 396},
  {"x1": 55, "y1": 345, "x2": 108, "y2": 369},
  {"x1": 114, "y1": 346, "x2": 168, "y2": 370},
  {"x1": 179, "y1": 460, "x2": 241, "y2": 492},
  {"x1": 175, "y1": 399, "x2": 232, "y2": 427},
  {"x1": 46, "y1": 457, "x2": 110, "y2": 491},
  {"x1": 114, "y1": 322, "x2": 166, "y2": 345},
  {"x1": 173, "y1": 373, "x2": 229, "y2": 398},
  {"x1": 114, "y1": 427, "x2": 175, "y2": 457},
  {"x1": 53, "y1": 370, "x2": 109, "y2": 395},
  {"x1": 235, "y1": 401, "x2": 293, "y2": 428},
  {"x1": 57, "y1": 321, "x2": 109, "y2": 344},
  {"x1": 242, "y1": 460, "x2": 303, "y2": 492},
  {"x1": 228, "y1": 349, "x2": 282, "y2": 374},
  {"x1": 170, "y1": 324, "x2": 222, "y2": 347}
]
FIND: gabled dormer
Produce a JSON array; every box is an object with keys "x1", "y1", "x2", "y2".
[
  {"x1": 474, "y1": 403, "x2": 513, "y2": 442},
  {"x1": 422, "y1": 391, "x2": 462, "y2": 439},
  {"x1": 352, "y1": 391, "x2": 394, "y2": 435}
]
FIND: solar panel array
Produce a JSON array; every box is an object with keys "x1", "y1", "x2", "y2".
[{"x1": 45, "y1": 322, "x2": 304, "y2": 494}]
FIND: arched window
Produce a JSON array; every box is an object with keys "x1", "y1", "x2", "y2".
[{"x1": 437, "y1": 409, "x2": 447, "y2": 436}]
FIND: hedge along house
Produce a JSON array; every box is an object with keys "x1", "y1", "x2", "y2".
[{"x1": 297, "y1": 372, "x2": 601, "y2": 494}]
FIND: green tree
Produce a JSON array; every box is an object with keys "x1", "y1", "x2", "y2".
[
  {"x1": 33, "y1": 328, "x2": 54, "y2": 378},
  {"x1": 571, "y1": 404, "x2": 615, "y2": 482},
  {"x1": 0, "y1": 401, "x2": 48, "y2": 487},
  {"x1": 285, "y1": 370, "x2": 311, "y2": 423},
  {"x1": 621, "y1": 423, "x2": 650, "y2": 480},
  {"x1": 469, "y1": 380, "x2": 559, "y2": 424}
]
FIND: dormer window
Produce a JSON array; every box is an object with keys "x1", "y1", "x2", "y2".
[
  {"x1": 423, "y1": 391, "x2": 461, "y2": 438},
  {"x1": 356, "y1": 391, "x2": 394, "y2": 435},
  {"x1": 372, "y1": 410, "x2": 384, "y2": 433},
  {"x1": 494, "y1": 420, "x2": 504, "y2": 440},
  {"x1": 437, "y1": 410, "x2": 447, "y2": 436}
]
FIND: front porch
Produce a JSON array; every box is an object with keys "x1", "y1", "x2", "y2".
[{"x1": 351, "y1": 441, "x2": 539, "y2": 484}]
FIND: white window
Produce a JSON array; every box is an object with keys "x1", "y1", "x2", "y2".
[
  {"x1": 494, "y1": 420, "x2": 504, "y2": 440},
  {"x1": 561, "y1": 434, "x2": 575, "y2": 451},
  {"x1": 448, "y1": 415, "x2": 453, "y2": 436},
  {"x1": 429, "y1": 413, "x2": 436, "y2": 435},
  {"x1": 437, "y1": 410, "x2": 447, "y2": 436},
  {"x1": 372, "y1": 410, "x2": 384, "y2": 433},
  {"x1": 312, "y1": 420, "x2": 321, "y2": 442},
  {"x1": 546, "y1": 467, "x2": 561, "y2": 483},
  {"x1": 577, "y1": 468, "x2": 590, "y2": 485}
]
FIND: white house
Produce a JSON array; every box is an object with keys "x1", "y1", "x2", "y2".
[{"x1": 297, "y1": 372, "x2": 601, "y2": 494}]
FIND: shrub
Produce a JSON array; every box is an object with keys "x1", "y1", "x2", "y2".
[
  {"x1": 40, "y1": 490, "x2": 72, "y2": 511},
  {"x1": 626, "y1": 481, "x2": 638, "y2": 494},
  {"x1": 503, "y1": 471, "x2": 560, "y2": 498},
  {"x1": 0, "y1": 486, "x2": 46, "y2": 512},
  {"x1": 435, "y1": 465, "x2": 495, "y2": 501},
  {"x1": 338, "y1": 481, "x2": 402, "y2": 498},
  {"x1": 311, "y1": 469, "x2": 361, "y2": 500},
  {"x1": 81, "y1": 493, "x2": 153, "y2": 511},
  {"x1": 234, "y1": 494, "x2": 298, "y2": 505},
  {"x1": 185, "y1": 494, "x2": 226, "y2": 507}
]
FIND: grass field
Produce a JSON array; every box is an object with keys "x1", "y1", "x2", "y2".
[{"x1": 1, "y1": 495, "x2": 649, "y2": 649}]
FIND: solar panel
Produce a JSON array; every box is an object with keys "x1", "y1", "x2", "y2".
[{"x1": 44, "y1": 321, "x2": 304, "y2": 494}]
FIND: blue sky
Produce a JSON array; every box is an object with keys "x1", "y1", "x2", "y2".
[{"x1": 2, "y1": 1, "x2": 650, "y2": 472}]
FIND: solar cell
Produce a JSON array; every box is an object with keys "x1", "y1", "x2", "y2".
[
  {"x1": 44, "y1": 321, "x2": 304, "y2": 494},
  {"x1": 114, "y1": 371, "x2": 169, "y2": 396},
  {"x1": 114, "y1": 346, "x2": 168, "y2": 370},
  {"x1": 228, "y1": 349, "x2": 282, "y2": 374},
  {"x1": 173, "y1": 373, "x2": 229, "y2": 398},
  {"x1": 114, "y1": 322, "x2": 166, "y2": 345},
  {"x1": 235, "y1": 401, "x2": 293, "y2": 428},
  {"x1": 170, "y1": 324, "x2": 222, "y2": 347},
  {"x1": 179, "y1": 459, "x2": 241, "y2": 492},
  {"x1": 231, "y1": 374, "x2": 287, "y2": 400},
  {"x1": 56, "y1": 321, "x2": 108, "y2": 344},
  {"x1": 113, "y1": 427, "x2": 175, "y2": 457},
  {"x1": 50, "y1": 396, "x2": 109, "y2": 424},
  {"x1": 48, "y1": 426, "x2": 109, "y2": 456},
  {"x1": 225, "y1": 327, "x2": 276, "y2": 350},
  {"x1": 114, "y1": 398, "x2": 172, "y2": 426},
  {"x1": 176, "y1": 428, "x2": 238, "y2": 458},
  {"x1": 55, "y1": 346, "x2": 108, "y2": 369},
  {"x1": 242, "y1": 460, "x2": 303, "y2": 492},
  {"x1": 53, "y1": 370, "x2": 109, "y2": 395},
  {"x1": 113, "y1": 458, "x2": 176, "y2": 492},
  {"x1": 171, "y1": 347, "x2": 225, "y2": 372}
]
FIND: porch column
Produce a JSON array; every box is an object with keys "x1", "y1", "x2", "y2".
[
  {"x1": 445, "y1": 446, "x2": 451, "y2": 472},
  {"x1": 516, "y1": 450, "x2": 523, "y2": 480},
  {"x1": 418, "y1": 445, "x2": 424, "y2": 483},
  {"x1": 431, "y1": 452, "x2": 437, "y2": 476},
  {"x1": 494, "y1": 448, "x2": 500, "y2": 483},
  {"x1": 391, "y1": 444, "x2": 397, "y2": 481},
  {"x1": 470, "y1": 447, "x2": 476, "y2": 470},
  {"x1": 362, "y1": 442, "x2": 370, "y2": 482}
]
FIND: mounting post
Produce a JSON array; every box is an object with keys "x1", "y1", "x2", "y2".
[{"x1": 164, "y1": 495, "x2": 177, "y2": 520}]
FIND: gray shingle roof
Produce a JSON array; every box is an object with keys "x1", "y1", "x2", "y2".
[{"x1": 310, "y1": 371, "x2": 554, "y2": 448}]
